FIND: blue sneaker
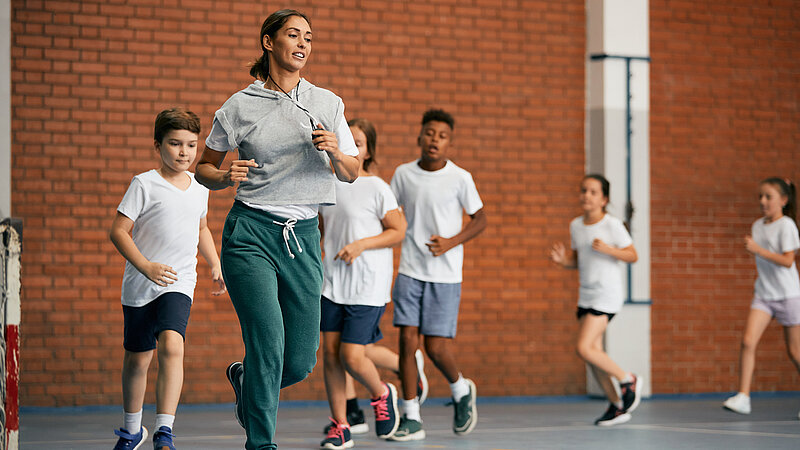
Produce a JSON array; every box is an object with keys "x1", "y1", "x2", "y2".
[
  {"x1": 152, "y1": 426, "x2": 176, "y2": 450},
  {"x1": 370, "y1": 382, "x2": 399, "y2": 439},
  {"x1": 113, "y1": 426, "x2": 148, "y2": 450},
  {"x1": 226, "y1": 361, "x2": 244, "y2": 428}
]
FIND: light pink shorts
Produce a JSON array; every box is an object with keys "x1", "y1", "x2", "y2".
[{"x1": 751, "y1": 296, "x2": 800, "y2": 326}]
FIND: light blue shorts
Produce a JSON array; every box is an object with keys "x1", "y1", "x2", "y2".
[
  {"x1": 751, "y1": 296, "x2": 800, "y2": 327},
  {"x1": 392, "y1": 274, "x2": 461, "y2": 338}
]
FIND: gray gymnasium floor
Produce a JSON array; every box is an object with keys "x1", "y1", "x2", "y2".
[{"x1": 20, "y1": 394, "x2": 800, "y2": 449}]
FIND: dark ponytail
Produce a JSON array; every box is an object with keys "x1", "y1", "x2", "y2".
[{"x1": 249, "y1": 9, "x2": 311, "y2": 81}]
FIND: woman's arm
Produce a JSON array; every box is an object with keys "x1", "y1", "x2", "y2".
[
  {"x1": 195, "y1": 147, "x2": 258, "y2": 190},
  {"x1": 312, "y1": 126, "x2": 359, "y2": 182},
  {"x1": 334, "y1": 208, "x2": 407, "y2": 264}
]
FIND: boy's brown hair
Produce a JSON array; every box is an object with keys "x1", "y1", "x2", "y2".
[{"x1": 153, "y1": 107, "x2": 201, "y2": 143}]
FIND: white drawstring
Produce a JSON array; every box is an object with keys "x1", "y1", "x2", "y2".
[{"x1": 272, "y1": 218, "x2": 303, "y2": 259}]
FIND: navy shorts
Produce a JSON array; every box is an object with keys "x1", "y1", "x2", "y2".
[
  {"x1": 320, "y1": 296, "x2": 385, "y2": 345},
  {"x1": 392, "y1": 273, "x2": 462, "y2": 338},
  {"x1": 576, "y1": 307, "x2": 615, "y2": 322},
  {"x1": 122, "y1": 292, "x2": 192, "y2": 352}
]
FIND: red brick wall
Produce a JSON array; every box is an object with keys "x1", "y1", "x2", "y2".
[
  {"x1": 650, "y1": 1, "x2": 800, "y2": 393},
  {"x1": 12, "y1": 0, "x2": 798, "y2": 407},
  {"x1": 12, "y1": 0, "x2": 587, "y2": 406}
]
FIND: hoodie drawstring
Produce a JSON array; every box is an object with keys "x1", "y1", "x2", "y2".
[{"x1": 272, "y1": 218, "x2": 303, "y2": 259}]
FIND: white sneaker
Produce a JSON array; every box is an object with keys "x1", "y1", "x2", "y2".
[{"x1": 723, "y1": 393, "x2": 751, "y2": 414}]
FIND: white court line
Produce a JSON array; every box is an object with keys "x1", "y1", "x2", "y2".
[{"x1": 625, "y1": 423, "x2": 800, "y2": 439}]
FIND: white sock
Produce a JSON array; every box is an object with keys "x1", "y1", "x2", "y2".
[
  {"x1": 155, "y1": 413, "x2": 175, "y2": 431},
  {"x1": 450, "y1": 374, "x2": 469, "y2": 402},
  {"x1": 620, "y1": 373, "x2": 634, "y2": 384},
  {"x1": 401, "y1": 398, "x2": 421, "y2": 422},
  {"x1": 123, "y1": 409, "x2": 142, "y2": 433}
]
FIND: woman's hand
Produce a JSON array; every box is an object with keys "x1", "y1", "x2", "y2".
[
  {"x1": 311, "y1": 125, "x2": 340, "y2": 154},
  {"x1": 225, "y1": 159, "x2": 259, "y2": 185}
]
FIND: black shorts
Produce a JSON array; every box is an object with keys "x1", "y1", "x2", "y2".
[
  {"x1": 320, "y1": 296, "x2": 385, "y2": 345},
  {"x1": 576, "y1": 307, "x2": 615, "y2": 322},
  {"x1": 122, "y1": 292, "x2": 192, "y2": 352}
]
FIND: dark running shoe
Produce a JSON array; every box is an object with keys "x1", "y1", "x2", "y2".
[
  {"x1": 389, "y1": 415, "x2": 425, "y2": 441},
  {"x1": 323, "y1": 408, "x2": 369, "y2": 435},
  {"x1": 595, "y1": 403, "x2": 631, "y2": 426},
  {"x1": 152, "y1": 425, "x2": 176, "y2": 450},
  {"x1": 370, "y1": 382, "x2": 400, "y2": 439},
  {"x1": 226, "y1": 361, "x2": 244, "y2": 428},
  {"x1": 620, "y1": 374, "x2": 642, "y2": 414},
  {"x1": 320, "y1": 418, "x2": 353, "y2": 449},
  {"x1": 112, "y1": 426, "x2": 147, "y2": 450},
  {"x1": 452, "y1": 378, "x2": 477, "y2": 435}
]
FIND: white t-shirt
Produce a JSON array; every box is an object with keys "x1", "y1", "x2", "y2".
[
  {"x1": 752, "y1": 216, "x2": 800, "y2": 300},
  {"x1": 319, "y1": 176, "x2": 399, "y2": 306},
  {"x1": 570, "y1": 214, "x2": 633, "y2": 314},
  {"x1": 391, "y1": 160, "x2": 483, "y2": 283},
  {"x1": 117, "y1": 170, "x2": 209, "y2": 307}
]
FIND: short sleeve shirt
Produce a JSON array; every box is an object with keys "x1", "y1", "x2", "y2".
[
  {"x1": 570, "y1": 214, "x2": 634, "y2": 313},
  {"x1": 319, "y1": 176, "x2": 399, "y2": 306},
  {"x1": 117, "y1": 170, "x2": 209, "y2": 307},
  {"x1": 752, "y1": 216, "x2": 800, "y2": 300},
  {"x1": 391, "y1": 160, "x2": 483, "y2": 283}
]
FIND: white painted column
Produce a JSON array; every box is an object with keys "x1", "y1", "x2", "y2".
[
  {"x1": 0, "y1": 0, "x2": 10, "y2": 220},
  {"x1": 585, "y1": 0, "x2": 651, "y2": 397}
]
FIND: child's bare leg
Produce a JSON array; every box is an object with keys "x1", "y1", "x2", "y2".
[
  {"x1": 344, "y1": 373, "x2": 357, "y2": 399},
  {"x1": 398, "y1": 326, "x2": 420, "y2": 399},
  {"x1": 155, "y1": 330, "x2": 184, "y2": 415},
  {"x1": 576, "y1": 315, "x2": 626, "y2": 381},
  {"x1": 341, "y1": 343, "x2": 385, "y2": 397},
  {"x1": 122, "y1": 349, "x2": 154, "y2": 413},
  {"x1": 323, "y1": 332, "x2": 348, "y2": 423},
  {"x1": 590, "y1": 364, "x2": 620, "y2": 404},
  {"x1": 783, "y1": 324, "x2": 800, "y2": 373},
  {"x1": 424, "y1": 335, "x2": 459, "y2": 383},
  {"x1": 365, "y1": 343, "x2": 400, "y2": 373},
  {"x1": 738, "y1": 308, "x2": 772, "y2": 394}
]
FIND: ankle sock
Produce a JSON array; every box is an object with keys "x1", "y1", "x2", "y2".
[
  {"x1": 123, "y1": 409, "x2": 142, "y2": 433},
  {"x1": 450, "y1": 374, "x2": 469, "y2": 402},
  {"x1": 154, "y1": 413, "x2": 175, "y2": 431},
  {"x1": 401, "y1": 398, "x2": 421, "y2": 422}
]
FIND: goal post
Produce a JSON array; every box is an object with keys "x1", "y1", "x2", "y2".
[{"x1": 0, "y1": 218, "x2": 21, "y2": 450}]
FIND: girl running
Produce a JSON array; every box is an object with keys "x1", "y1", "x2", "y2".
[
  {"x1": 723, "y1": 177, "x2": 800, "y2": 418},
  {"x1": 550, "y1": 174, "x2": 642, "y2": 426}
]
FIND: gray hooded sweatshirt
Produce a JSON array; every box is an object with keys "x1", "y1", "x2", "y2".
[{"x1": 206, "y1": 79, "x2": 344, "y2": 206}]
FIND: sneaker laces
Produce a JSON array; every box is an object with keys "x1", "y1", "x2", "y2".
[
  {"x1": 272, "y1": 218, "x2": 303, "y2": 259},
  {"x1": 114, "y1": 428, "x2": 138, "y2": 440},
  {"x1": 325, "y1": 417, "x2": 348, "y2": 440},
  {"x1": 370, "y1": 388, "x2": 390, "y2": 421}
]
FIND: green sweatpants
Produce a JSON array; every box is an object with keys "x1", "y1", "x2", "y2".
[{"x1": 221, "y1": 201, "x2": 322, "y2": 449}]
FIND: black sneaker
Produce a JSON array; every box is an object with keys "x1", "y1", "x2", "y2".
[
  {"x1": 320, "y1": 418, "x2": 353, "y2": 449},
  {"x1": 595, "y1": 403, "x2": 631, "y2": 426},
  {"x1": 370, "y1": 382, "x2": 400, "y2": 439},
  {"x1": 226, "y1": 361, "x2": 244, "y2": 428},
  {"x1": 620, "y1": 374, "x2": 642, "y2": 414},
  {"x1": 452, "y1": 379, "x2": 477, "y2": 435},
  {"x1": 389, "y1": 416, "x2": 425, "y2": 441},
  {"x1": 323, "y1": 409, "x2": 368, "y2": 435}
]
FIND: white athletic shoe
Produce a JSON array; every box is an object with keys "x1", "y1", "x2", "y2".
[{"x1": 722, "y1": 393, "x2": 751, "y2": 415}]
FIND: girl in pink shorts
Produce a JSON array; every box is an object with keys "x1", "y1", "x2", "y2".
[{"x1": 723, "y1": 177, "x2": 800, "y2": 417}]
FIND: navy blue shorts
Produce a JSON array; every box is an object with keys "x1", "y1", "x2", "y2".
[
  {"x1": 122, "y1": 292, "x2": 192, "y2": 352},
  {"x1": 576, "y1": 306, "x2": 615, "y2": 322},
  {"x1": 320, "y1": 296, "x2": 385, "y2": 345}
]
